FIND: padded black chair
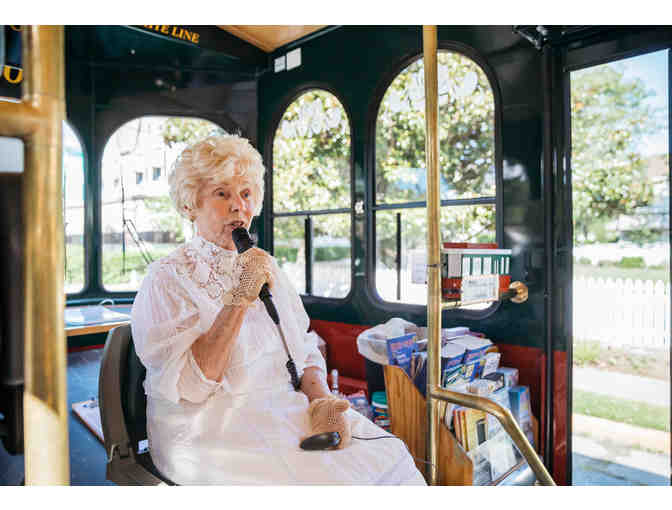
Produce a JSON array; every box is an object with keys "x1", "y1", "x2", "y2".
[{"x1": 99, "y1": 324, "x2": 175, "y2": 485}]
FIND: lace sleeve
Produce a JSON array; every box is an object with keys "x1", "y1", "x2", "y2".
[{"x1": 131, "y1": 263, "x2": 229, "y2": 404}]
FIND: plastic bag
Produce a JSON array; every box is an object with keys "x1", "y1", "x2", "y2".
[{"x1": 356, "y1": 317, "x2": 419, "y2": 365}]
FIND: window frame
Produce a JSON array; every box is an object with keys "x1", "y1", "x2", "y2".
[
  {"x1": 97, "y1": 114, "x2": 228, "y2": 296},
  {"x1": 63, "y1": 119, "x2": 89, "y2": 299},
  {"x1": 367, "y1": 42, "x2": 505, "y2": 319},
  {"x1": 265, "y1": 84, "x2": 356, "y2": 304}
]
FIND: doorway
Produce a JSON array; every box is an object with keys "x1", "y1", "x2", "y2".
[{"x1": 570, "y1": 49, "x2": 670, "y2": 485}]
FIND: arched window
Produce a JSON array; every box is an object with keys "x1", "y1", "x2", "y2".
[
  {"x1": 272, "y1": 90, "x2": 352, "y2": 298},
  {"x1": 375, "y1": 50, "x2": 497, "y2": 305},
  {"x1": 63, "y1": 121, "x2": 86, "y2": 294},
  {"x1": 101, "y1": 116, "x2": 225, "y2": 292}
]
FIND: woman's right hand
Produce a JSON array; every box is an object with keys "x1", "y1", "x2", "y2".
[{"x1": 226, "y1": 247, "x2": 274, "y2": 306}]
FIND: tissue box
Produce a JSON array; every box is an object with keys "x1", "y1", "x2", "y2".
[
  {"x1": 449, "y1": 335, "x2": 492, "y2": 363},
  {"x1": 495, "y1": 367, "x2": 519, "y2": 388}
]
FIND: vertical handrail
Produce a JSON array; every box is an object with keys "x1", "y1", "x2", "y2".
[
  {"x1": 422, "y1": 25, "x2": 442, "y2": 486},
  {"x1": 421, "y1": 25, "x2": 554, "y2": 486},
  {"x1": 0, "y1": 26, "x2": 69, "y2": 485}
]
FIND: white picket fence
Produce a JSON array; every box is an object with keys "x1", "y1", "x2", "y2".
[{"x1": 574, "y1": 277, "x2": 671, "y2": 348}]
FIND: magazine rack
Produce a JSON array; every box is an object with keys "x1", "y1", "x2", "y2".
[{"x1": 383, "y1": 364, "x2": 538, "y2": 485}]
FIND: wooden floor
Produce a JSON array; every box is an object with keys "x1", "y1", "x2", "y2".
[{"x1": 0, "y1": 348, "x2": 113, "y2": 485}]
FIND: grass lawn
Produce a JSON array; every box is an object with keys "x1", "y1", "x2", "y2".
[
  {"x1": 573, "y1": 389, "x2": 670, "y2": 432},
  {"x1": 65, "y1": 242, "x2": 180, "y2": 289}
]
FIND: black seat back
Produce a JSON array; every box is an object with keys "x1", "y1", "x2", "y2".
[
  {"x1": 121, "y1": 338, "x2": 148, "y2": 452},
  {"x1": 99, "y1": 324, "x2": 174, "y2": 485}
]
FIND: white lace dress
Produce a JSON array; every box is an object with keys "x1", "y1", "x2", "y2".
[{"x1": 130, "y1": 235, "x2": 426, "y2": 485}]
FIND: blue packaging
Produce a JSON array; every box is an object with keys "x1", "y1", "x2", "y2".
[
  {"x1": 486, "y1": 387, "x2": 511, "y2": 439},
  {"x1": 441, "y1": 364, "x2": 464, "y2": 387},
  {"x1": 509, "y1": 385, "x2": 534, "y2": 448},
  {"x1": 441, "y1": 342, "x2": 466, "y2": 370},
  {"x1": 386, "y1": 333, "x2": 417, "y2": 375},
  {"x1": 461, "y1": 359, "x2": 481, "y2": 381}
]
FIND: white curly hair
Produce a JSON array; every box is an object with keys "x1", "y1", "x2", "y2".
[{"x1": 168, "y1": 134, "x2": 266, "y2": 221}]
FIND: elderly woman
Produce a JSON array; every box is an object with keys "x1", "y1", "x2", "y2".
[{"x1": 131, "y1": 134, "x2": 425, "y2": 485}]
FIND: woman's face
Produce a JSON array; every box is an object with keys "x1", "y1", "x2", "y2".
[{"x1": 193, "y1": 174, "x2": 256, "y2": 250}]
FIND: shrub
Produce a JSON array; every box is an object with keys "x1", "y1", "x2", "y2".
[
  {"x1": 597, "y1": 260, "x2": 616, "y2": 267},
  {"x1": 577, "y1": 257, "x2": 592, "y2": 265},
  {"x1": 573, "y1": 340, "x2": 602, "y2": 366},
  {"x1": 275, "y1": 246, "x2": 298, "y2": 263},
  {"x1": 315, "y1": 246, "x2": 350, "y2": 262},
  {"x1": 618, "y1": 256, "x2": 646, "y2": 269}
]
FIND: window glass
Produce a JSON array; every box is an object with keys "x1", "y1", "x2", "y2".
[
  {"x1": 273, "y1": 215, "x2": 307, "y2": 294},
  {"x1": 272, "y1": 90, "x2": 352, "y2": 297},
  {"x1": 376, "y1": 51, "x2": 495, "y2": 204},
  {"x1": 375, "y1": 51, "x2": 497, "y2": 305},
  {"x1": 101, "y1": 116, "x2": 225, "y2": 291},
  {"x1": 63, "y1": 121, "x2": 85, "y2": 293},
  {"x1": 376, "y1": 205, "x2": 495, "y2": 304},
  {"x1": 312, "y1": 213, "x2": 351, "y2": 298}
]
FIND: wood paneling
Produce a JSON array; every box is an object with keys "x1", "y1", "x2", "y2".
[{"x1": 218, "y1": 25, "x2": 326, "y2": 52}]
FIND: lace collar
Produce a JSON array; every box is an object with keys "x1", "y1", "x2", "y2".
[
  {"x1": 191, "y1": 235, "x2": 238, "y2": 264},
  {"x1": 167, "y1": 235, "x2": 239, "y2": 303}
]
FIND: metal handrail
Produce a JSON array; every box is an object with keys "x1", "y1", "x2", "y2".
[
  {"x1": 421, "y1": 25, "x2": 554, "y2": 486},
  {"x1": 429, "y1": 387, "x2": 555, "y2": 485},
  {"x1": 0, "y1": 26, "x2": 69, "y2": 485}
]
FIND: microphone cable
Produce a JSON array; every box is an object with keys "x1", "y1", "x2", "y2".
[
  {"x1": 231, "y1": 227, "x2": 301, "y2": 391},
  {"x1": 352, "y1": 435, "x2": 436, "y2": 469}
]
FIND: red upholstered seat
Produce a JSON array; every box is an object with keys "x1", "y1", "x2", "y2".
[{"x1": 308, "y1": 319, "x2": 370, "y2": 397}]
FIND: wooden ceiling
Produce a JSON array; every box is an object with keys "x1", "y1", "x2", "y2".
[{"x1": 218, "y1": 25, "x2": 327, "y2": 52}]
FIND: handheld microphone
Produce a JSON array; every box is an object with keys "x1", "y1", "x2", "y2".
[
  {"x1": 231, "y1": 227, "x2": 301, "y2": 391},
  {"x1": 231, "y1": 227, "x2": 280, "y2": 324}
]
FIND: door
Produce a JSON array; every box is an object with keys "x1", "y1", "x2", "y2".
[{"x1": 569, "y1": 48, "x2": 670, "y2": 485}]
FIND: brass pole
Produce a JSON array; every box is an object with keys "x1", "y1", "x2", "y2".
[
  {"x1": 420, "y1": 26, "x2": 550, "y2": 487},
  {"x1": 13, "y1": 26, "x2": 69, "y2": 485},
  {"x1": 422, "y1": 25, "x2": 441, "y2": 486}
]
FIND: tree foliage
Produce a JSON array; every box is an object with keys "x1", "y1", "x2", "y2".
[
  {"x1": 571, "y1": 65, "x2": 659, "y2": 244},
  {"x1": 161, "y1": 117, "x2": 226, "y2": 147},
  {"x1": 272, "y1": 51, "x2": 498, "y2": 270}
]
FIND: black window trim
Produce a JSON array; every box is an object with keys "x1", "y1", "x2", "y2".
[
  {"x1": 63, "y1": 119, "x2": 90, "y2": 299},
  {"x1": 265, "y1": 83, "x2": 356, "y2": 305}
]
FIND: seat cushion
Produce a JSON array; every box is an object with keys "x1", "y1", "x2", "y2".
[{"x1": 309, "y1": 319, "x2": 369, "y2": 382}]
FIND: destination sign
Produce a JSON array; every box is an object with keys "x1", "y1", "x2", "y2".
[{"x1": 139, "y1": 25, "x2": 201, "y2": 45}]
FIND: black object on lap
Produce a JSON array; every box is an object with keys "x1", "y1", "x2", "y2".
[{"x1": 300, "y1": 432, "x2": 341, "y2": 451}]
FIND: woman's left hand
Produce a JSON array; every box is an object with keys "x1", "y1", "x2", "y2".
[{"x1": 306, "y1": 396, "x2": 352, "y2": 449}]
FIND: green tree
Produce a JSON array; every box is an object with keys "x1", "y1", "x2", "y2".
[
  {"x1": 272, "y1": 52, "x2": 498, "y2": 271},
  {"x1": 273, "y1": 90, "x2": 352, "y2": 249},
  {"x1": 374, "y1": 51, "x2": 496, "y2": 266},
  {"x1": 571, "y1": 65, "x2": 658, "y2": 245},
  {"x1": 161, "y1": 117, "x2": 226, "y2": 147},
  {"x1": 144, "y1": 196, "x2": 185, "y2": 242}
]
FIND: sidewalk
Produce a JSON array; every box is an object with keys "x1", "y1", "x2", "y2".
[
  {"x1": 573, "y1": 367, "x2": 670, "y2": 407},
  {"x1": 573, "y1": 413, "x2": 670, "y2": 454},
  {"x1": 573, "y1": 414, "x2": 670, "y2": 485}
]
